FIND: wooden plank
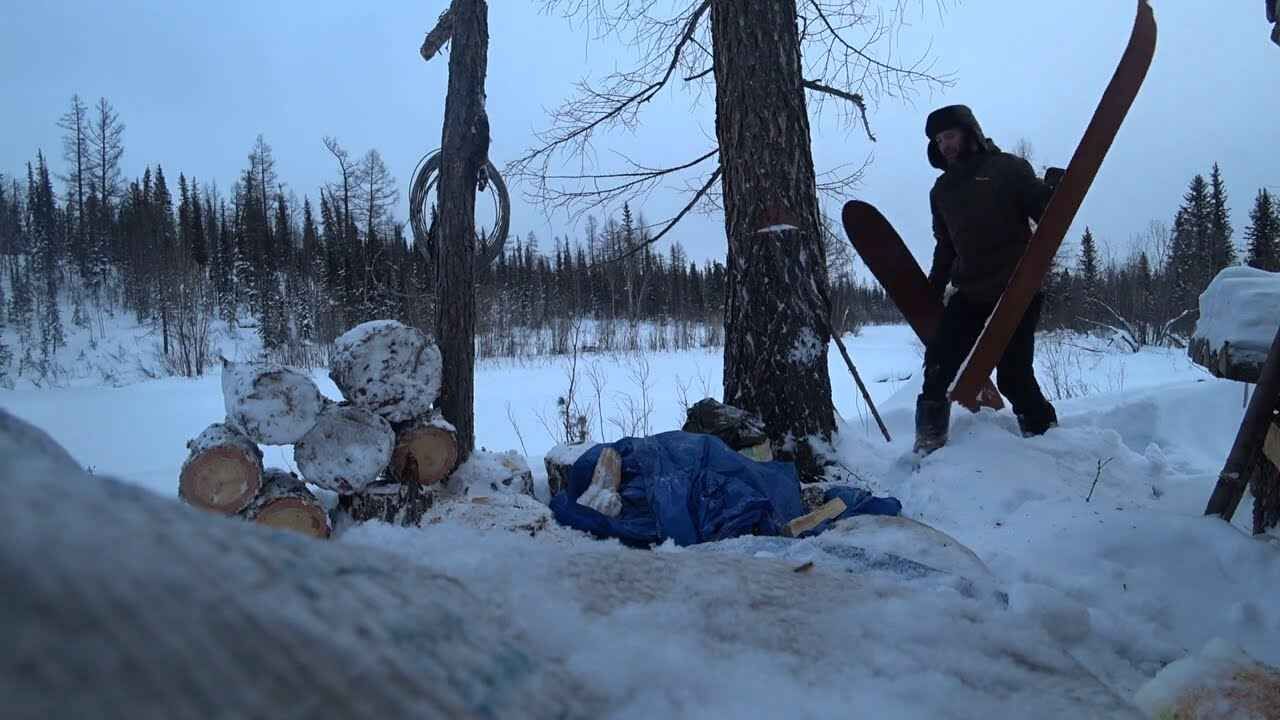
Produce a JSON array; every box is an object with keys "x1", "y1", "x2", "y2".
[
  {"x1": 783, "y1": 497, "x2": 847, "y2": 538},
  {"x1": 1264, "y1": 421, "x2": 1280, "y2": 470}
]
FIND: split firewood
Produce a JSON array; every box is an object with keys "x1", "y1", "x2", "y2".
[
  {"x1": 240, "y1": 469, "x2": 330, "y2": 539},
  {"x1": 221, "y1": 358, "x2": 326, "y2": 445},
  {"x1": 389, "y1": 413, "x2": 459, "y2": 486},
  {"x1": 178, "y1": 423, "x2": 263, "y2": 515},
  {"x1": 294, "y1": 403, "x2": 394, "y2": 494},
  {"x1": 782, "y1": 497, "x2": 848, "y2": 538},
  {"x1": 329, "y1": 320, "x2": 443, "y2": 424},
  {"x1": 577, "y1": 447, "x2": 623, "y2": 517}
]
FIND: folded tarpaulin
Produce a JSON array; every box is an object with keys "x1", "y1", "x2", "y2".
[{"x1": 548, "y1": 431, "x2": 902, "y2": 547}]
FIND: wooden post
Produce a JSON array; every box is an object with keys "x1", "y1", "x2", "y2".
[{"x1": 1204, "y1": 324, "x2": 1280, "y2": 525}]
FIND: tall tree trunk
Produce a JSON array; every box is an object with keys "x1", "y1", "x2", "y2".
[
  {"x1": 710, "y1": 0, "x2": 836, "y2": 479},
  {"x1": 435, "y1": 0, "x2": 489, "y2": 459}
]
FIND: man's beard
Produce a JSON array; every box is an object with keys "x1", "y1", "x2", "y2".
[{"x1": 947, "y1": 136, "x2": 979, "y2": 167}]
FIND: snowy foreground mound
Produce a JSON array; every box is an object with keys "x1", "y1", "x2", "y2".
[{"x1": 4, "y1": 408, "x2": 1146, "y2": 719}]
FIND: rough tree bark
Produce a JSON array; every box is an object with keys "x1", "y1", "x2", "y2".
[
  {"x1": 434, "y1": 0, "x2": 489, "y2": 461},
  {"x1": 710, "y1": 0, "x2": 836, "y2": 479}
]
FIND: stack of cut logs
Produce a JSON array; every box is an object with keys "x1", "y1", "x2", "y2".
[{"x1": 177, "y1": 320, "x2": 460, "y2": 538}]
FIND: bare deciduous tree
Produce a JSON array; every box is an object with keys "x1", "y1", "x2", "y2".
[{"x1": 513, "y1": 0, "x2": 951, "y2": 477}]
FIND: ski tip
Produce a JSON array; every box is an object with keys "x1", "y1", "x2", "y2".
[{"x1": 841, "y1": 199, "x2": 880, "y2": 225}]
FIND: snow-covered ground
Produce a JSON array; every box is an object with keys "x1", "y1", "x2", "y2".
[{"x1": 4, "y1": 323, "x2": 1278, "y2": 717}]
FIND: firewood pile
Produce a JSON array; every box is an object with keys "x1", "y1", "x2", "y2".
[{"x1": 177, "y1": 320, "x2": 472, "y2": 538}]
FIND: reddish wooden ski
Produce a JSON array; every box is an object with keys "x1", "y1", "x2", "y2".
[
  {"x1": 842, "y1": 200, "x2": 1004, "y2": 411},
  {"x1": 951, "y1": 0, "x2": 1157, "y2": 410}
]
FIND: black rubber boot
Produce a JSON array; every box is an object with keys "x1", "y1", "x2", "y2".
[
  {"x1": 1017, "y1": 400, "x2": 1058, "y2": 437},
  {"x1": 913, "y1": 395, "x2": 951, "y2": 455}
]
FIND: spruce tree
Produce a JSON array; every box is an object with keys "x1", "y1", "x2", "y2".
[
  {"x1": 1244, "y1": 189, "x2": 1279, "y2": 272},
  {"x1": 1207, "y1": 163, "x2": 1236, "y2": 273},
  {"x1": 1077, "y1": 226, "x2": 1100, "y2": 322}
]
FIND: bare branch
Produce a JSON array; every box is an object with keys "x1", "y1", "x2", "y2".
[
  {"x1": 421, "y1": 3, "x2": 456, "y2": 62},
  {"x1": 800, "y1": 0, "x2": 953, "y2": 110},
  {"x1": 517, "y1": 0, "x2": 951, "y2": 243},
  {"x1": 802, "y1": 79, "x2": 875, "y2": 141},
  {"x1": 509, "y1": 1, "x2": 711, "y2": 179},
  {"x1": 609, "y1": 166, "x2": 721, "y2": 264},
  {"x1": 535, "y1": 148, "x2": 718, "y2": 220}
]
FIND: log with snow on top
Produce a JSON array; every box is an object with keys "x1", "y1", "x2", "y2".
[
  {"x1": 294, "y1": 403, "x2": 394, "y2": 494},
  {"x1": 329, "y1": 320, "x2": 443, "y2": 423},
  {"x1": 239, "y1": 469, "x2": 331, "y2": 539},
  {"x1": 177, "y1": 423, "x2": 263, "y2": 514},
  {"x1": 388, "y1": 412, "x2": 459, "y2": 486},
  {"x1": 221, "y1": 358, "x2": 327, "y2": 445},
  {"x1": 1189, "y1": 266, "x2": 1280, "y2": 382},
  {"x1": 543, "y1": 442, "x2": 592, "y2": 497},
  {"x1": 444, "y1": 449, "x2": 535, "y2": 500}
]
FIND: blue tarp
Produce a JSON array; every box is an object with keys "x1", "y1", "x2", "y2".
[{"x1": 549, "y1": 431, "x2": 902, "y2": 547}]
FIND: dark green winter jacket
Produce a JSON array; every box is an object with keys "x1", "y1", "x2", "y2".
[{"x1": 925, "y1": 106, "x2": 1056, "y2": 304}]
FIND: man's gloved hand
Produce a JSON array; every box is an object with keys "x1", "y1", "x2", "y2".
[
  {"x1": 927, "y1": 274, "x2": 948, "y2": 304},
  {"x1": 1045, "y1": 166, "x2": 1066, "y2": 192}
]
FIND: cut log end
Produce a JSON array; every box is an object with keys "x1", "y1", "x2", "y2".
[
  {"x1": 179, "y1": 446, "x2": 263, "y2": 514},
  {"x1": 241, "y1": 469, "x2": 330, "y2": 539},
  {"x1": 179, "y1": 424, "x2": 264, "y2": 515},
  {"x1": 390, "y1": 424, "x2": 459, "y2": 485},
  {"x1": 254, "y1": 499, "x2": 331, "y2": 539}
]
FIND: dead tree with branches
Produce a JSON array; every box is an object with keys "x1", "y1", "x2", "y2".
[{"x1": 512, "y1": 0, "x2": 950, "y2": 478}]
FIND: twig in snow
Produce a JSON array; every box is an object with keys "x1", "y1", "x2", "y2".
[{"x1": 1086, "y1": 457, "x2": 1115, "y2": 503}]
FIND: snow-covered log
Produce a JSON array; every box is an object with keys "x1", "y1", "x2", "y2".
[
  {"x1": 177, "y1": 423, "x2": 263, "y2": 514},
  {"x1": 0, "y1": 409, "x2": 598, "y2": 719},
  {"x1": 1190, "y1": 266, "x2": 1280, "y2": 382},
  {"x1": 338, "y1": 480, "x2": 435, "y2": 527},
  {"x1": 294, "y1": 403, "x2": 394, "y2": 494},
  {"x1": 329, "y1": 320, "x2": 443, "y2": 423},
  {"x1": 445, "y1": 450, "x2": 535, "y2": 499},
  {"x1": 544, "y1": 442, "x2": 591, "y2": 496},
  {"x1": 240, "y1": 469, "x2": 330, "y2": 539},
  {"x1": 389, "y1": 413, "x2": 459, "y2": 486},
  {"x1": 221, "y1": 358, "x2": 326, "y2": 444}
]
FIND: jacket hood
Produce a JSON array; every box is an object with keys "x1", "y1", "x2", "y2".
[{"x1": 926, "y1": 104, "x2": 999, "y2": 170}]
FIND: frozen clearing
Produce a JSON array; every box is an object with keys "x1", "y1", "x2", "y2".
[{"x1": 4, "y1": 323, "x2": 1277, "y2": 718}]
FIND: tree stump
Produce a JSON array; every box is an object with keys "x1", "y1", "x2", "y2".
[
  {"x1": 338, "y1": 479, "x2": 435, "y2": 527},
  {"x1": 239, "y1": 469, "x2": 330, "y2": 539},
  {"x1": 221, "y1": 358, "x2": 326, "y2": 445},
  {"x1": 389, "y1": 414, "x2": 459, "y2": 486},
  {"x1": 178, "y1": 423, "x2": 263, "y2": 514},
  {"x1": 294, "y1": 403, "x2": 394, "y2": 494},
  {"x1": 329, "y1": 320, "x2": 442, "y2": 424}
]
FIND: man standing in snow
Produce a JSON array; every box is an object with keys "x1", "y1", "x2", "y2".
[{"x1": 915, "y1": 105, "x2": 1063, "y2": 455}]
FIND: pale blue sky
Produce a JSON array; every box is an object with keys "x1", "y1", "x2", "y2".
[{"x1": 2, "y1": 1, "x2": 1276, "y2": 273}]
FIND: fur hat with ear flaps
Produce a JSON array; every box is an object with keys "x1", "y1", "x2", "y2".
[{"x1": 925, "y1": 104, "x2": 999, "y2": 170}]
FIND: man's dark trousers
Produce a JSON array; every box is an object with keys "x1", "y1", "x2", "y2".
[{"x1": 920, "y1": 291, "x2": 1056, "y2": 433}]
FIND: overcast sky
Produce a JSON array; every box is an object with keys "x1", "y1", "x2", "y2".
[{"x1": 2, "y1": 1, "x2": 1276, "y2": 275}]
